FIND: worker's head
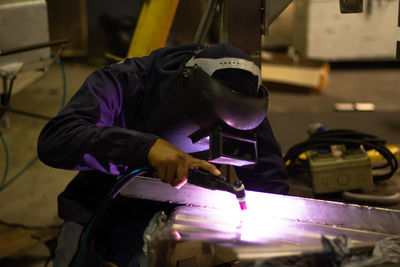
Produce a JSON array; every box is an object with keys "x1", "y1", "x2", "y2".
[
  {"x1": 185, "y1": 43, "x2": 261, "y2": 97},
  {"x1": 146, "y1": 43, "x2": 268, "y2": 165}
]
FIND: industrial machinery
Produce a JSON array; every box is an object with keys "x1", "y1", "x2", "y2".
[
  {"x1": 284, "y1": 124, "x2": 399, "y2": 206},
  {"x1": 285, "y1": 123, "x2": 398, "y2": 194}
]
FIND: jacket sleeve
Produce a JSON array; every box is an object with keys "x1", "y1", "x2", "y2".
[
  {"x1": 235, "y1": 118, "x2": 289, "y2": 194},
  {"x1": 37, "y1": 67, "x2": 158, "y2": 175}
]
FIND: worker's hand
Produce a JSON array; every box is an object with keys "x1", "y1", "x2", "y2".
[{"x1": 148, "y1": 138, "x2": 221, "y2": 189}]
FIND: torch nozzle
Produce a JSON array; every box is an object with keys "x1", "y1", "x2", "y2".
[
  {"x1": 233, "y1": 180, "x2": 247, "y2": 210},
  {"x1": 187, "y1": 169, "x2": 247, "y2": 210}
]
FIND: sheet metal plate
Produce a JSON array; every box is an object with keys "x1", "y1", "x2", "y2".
[
  {"x1": 159, "y1": 205, "x2": 398, "y2": 260},
  {"x1": 121, "y1": 177, "x2": 400, "y2": 259}
]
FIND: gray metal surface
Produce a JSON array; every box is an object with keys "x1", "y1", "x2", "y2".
[
  {"x1": 121, "y1": 176, "x2": 400, "y2": 235},
  {"x1": 122, "y1": 177, "x2": 400, "y2": 263},
  {"x1": 158, "y1": 205, "x2": 396, "y2": 260}
]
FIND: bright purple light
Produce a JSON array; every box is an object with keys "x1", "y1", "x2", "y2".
[
  {"x1": 172, "y1": 230, "x2": 182, "y2": 241},
  {"x1": 171, "y1": 191, "x2": 304, "y2": 243}
]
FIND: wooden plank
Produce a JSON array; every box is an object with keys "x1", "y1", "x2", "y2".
[{"x1": 261, "y1": 52, "x2": 330, "y2": 91}]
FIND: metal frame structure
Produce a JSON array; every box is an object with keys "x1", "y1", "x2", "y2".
[{"x1": 0, "y1": 39, "x2": 68, "y2": 121}]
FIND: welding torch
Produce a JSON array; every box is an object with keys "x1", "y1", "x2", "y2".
[
  {"x1": 188, "y1": 168, "x2": 247, "y2": 210},
  {"x1": 110, "y1": 166, "x2": 247, "y2": 210}
]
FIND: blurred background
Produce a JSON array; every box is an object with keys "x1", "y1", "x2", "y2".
[{"x1": 0, "y1": 0, "x2": 399, "y2": 266}]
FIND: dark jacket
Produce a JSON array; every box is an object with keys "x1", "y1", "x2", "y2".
[{"x1": 37, "y1": 44, "x2": 288, "y2": 225}]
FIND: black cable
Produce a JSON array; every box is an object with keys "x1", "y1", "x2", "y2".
[
  {"x1": 284, "y1": 129, "x2": 398, "y2": 183},
  {"x1": 109, "y1": 167, "x2": 150, "y2": 198},
  {"x1": 71, "y1": 167, "x2": 149, "y2": 267}
]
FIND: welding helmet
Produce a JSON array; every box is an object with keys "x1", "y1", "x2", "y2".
[{"x1": 145, "y1": 44, "x2": 268, "y2": 166}]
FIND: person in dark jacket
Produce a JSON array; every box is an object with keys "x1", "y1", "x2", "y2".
[{"x1": 38, "y1": 43, "x2": 288, "y2": 267}]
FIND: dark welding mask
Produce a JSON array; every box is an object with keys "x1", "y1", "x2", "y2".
[{"x1": 145, "y1": 56, "x2": 268, "y2": 166}]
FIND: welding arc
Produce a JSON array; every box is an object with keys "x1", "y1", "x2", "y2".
[{"x1": 284, "y1": 129, "x2": 398, "y2": 182}]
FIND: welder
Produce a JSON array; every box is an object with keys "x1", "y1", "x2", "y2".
[{"x1": 37, "y1": 43, "x2": 288, "y2": 266}]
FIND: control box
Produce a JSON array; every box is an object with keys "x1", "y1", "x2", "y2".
[{"x1": 307, "y1": 146, "x2": 373, "y2": 194}]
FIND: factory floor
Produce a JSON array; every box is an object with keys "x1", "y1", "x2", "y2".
[{"x1": 0, "y1": 58, "x2": 399, "y2": 266}]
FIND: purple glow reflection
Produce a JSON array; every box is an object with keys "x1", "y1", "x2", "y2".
[
  {"x1": 209, "y1": 156, "x2": 255, "y2": 166},
  {"x1": 200, "y1": 190, "x2": 306, "y2": 218},
  {"x1": 237, "y1": 210, "x2": 294, "y2": 243},
  {"x1": 172, "y1": 230, "x2": 182, "y2": 241},
  {"x1": 187, "y1": 190, "x2": 309, "y2": 243},
  {"x1": 82, "y1": 153, "x2": 121, "y2": 175}
]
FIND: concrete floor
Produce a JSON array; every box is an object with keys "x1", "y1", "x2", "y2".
[{"x1": 0, "y1": 59, "x2": 399, "y2": 265}]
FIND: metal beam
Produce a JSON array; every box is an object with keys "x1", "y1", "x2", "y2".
[
  {"x1": 264, "y1": 0, "x2": 293, "y2": 27},
  {"x1": 220, "y1": 0, "x2": 263, "y2": 67}
]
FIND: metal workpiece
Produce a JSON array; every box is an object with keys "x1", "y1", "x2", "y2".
[
  {"x1": 121, "y1": 176, "x2": 400, "y2": 264},
  {"x1": 154, "y1": 205, "x2": 395, "y2": 255},
  {"x1": 146, "y1": 203, "x2": 399, "y2": 266},
  {"x1": 120, "y1": 176, "x2": 239, "y2": 209},
  {"x1": 121, "y1": 176, "x2": 400, "y2": 235}
]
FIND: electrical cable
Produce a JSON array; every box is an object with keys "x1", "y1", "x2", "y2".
[
  {"x1": 71, "y1": 167, "x2": 149, "y2": 267},
  {"x1": 109, "y1": 167, "x2": 150, "y2": 198},
  {"x1": 0, "y1": 53, "x2": 67, "y2": 192},
  {"x1": 342, "y1": 191, "x2": 400, "y2": 206},
  {"x1": 57, "y1": 53, "x2": 67, "y2": 109},
  {"x1": 0, "y1": 155, "x2": 39, "y2": 192},
  {"x1": 0, "y1": 134, "x2": 9, "y2": 187},
  {"x1": 284, "y1": 129, "x2": 398, "y2": 183}
]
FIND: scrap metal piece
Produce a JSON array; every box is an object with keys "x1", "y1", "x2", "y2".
[{"x1": 334, "y1": 102, "x2": 375, "y2": 112}]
